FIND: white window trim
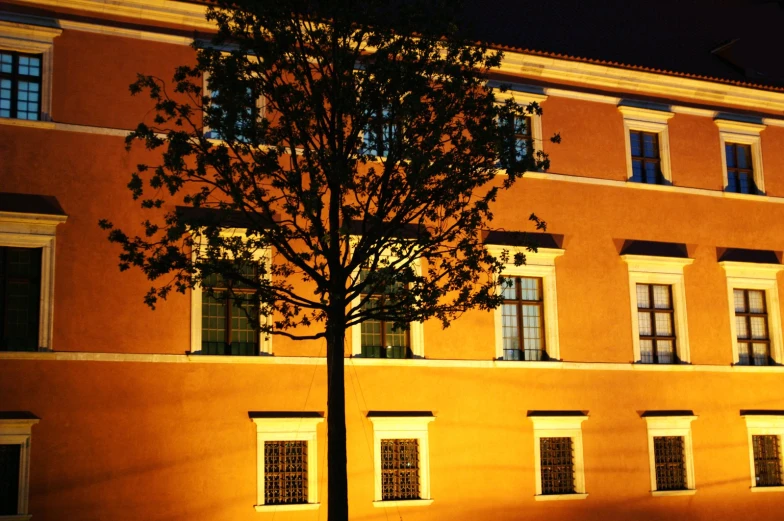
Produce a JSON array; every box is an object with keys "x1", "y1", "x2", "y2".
[
  {"x1": 251, "y1": 415, "x2": 323, "y2": 511},
  {"x1": 349, "y1": 243, "x2": 425, "y2": 358},
  {"x1": 618, "y1": 106, "x2": 675, "y2": 183},
  {"x1": 720, "y1": 261, "x2": 784, "y2": 365},
  {"x1": 644, "y1": 414, "x2": 697, "y2": 496},
  {"x1": 0, "y1": 19, "x2": 61, "y2": 122},
  {"x1": 487, "y1": 244, "x2": 564, "y2": 361},
  {"x1": 742, "y1": 414, "x2": 784, "y2": 492},
  {"x1": 0, "y1": 211, "x2": 66, "y2": 351},
  {"x1": 715, "y1": 119, "x2": 766, "y2": 194},
  {"x1": 493, "y1": 88, "x2": 547, "y2": 159},
  {"x1": 622, "y1": 255, "x2": 693, "y2": 363},
  {"x1": 0, "y1": 416, "x2": 39, "y2": 520},
  {"x1": 368, "y1": 413, "x2": 435, "y2": 508},
  {"x1": 190, "y1": 227, "x2": 272, "y2": 355},
  {"x1": 529, "y1": 414, "x2": 588, "y2": 501}
]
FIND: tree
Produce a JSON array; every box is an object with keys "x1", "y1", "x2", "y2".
[{"x1": 99, "y1": 0, "x2": 555, "y2": 519}]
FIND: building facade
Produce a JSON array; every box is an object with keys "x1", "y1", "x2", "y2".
[{"x1": 2, "y1": 1, "x2": 784, "y2": 520}]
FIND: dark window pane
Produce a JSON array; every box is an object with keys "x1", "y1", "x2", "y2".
[
  {"x1": 643, "y1": 133, "x2": 658, "y2": 158},
  {"x1": 644, "y1": 162, "x2": 659, "y2": 184},
  {"x1": 1, "y1": 247, "x2": 42, "y2": 352},
  {"x1": 632, "y1": 160, "x2": 643, "y2": 182},
  {"x1": 0, "y1": 52, "x2": 43, "y2": 120},
  {"x1": 0, "y1": 444, "x2": 20, "y2": 515},
  {"x1": 630, "y1": 131, "x2": 641, "y2": 157},
  {"x1": 737, "y1": 144, "x2": 751, "y2": 169},
  {"x1": 725, "y1": 144, "x2": 736, "y2": 168}
]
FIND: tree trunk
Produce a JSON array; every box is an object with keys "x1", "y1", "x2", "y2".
[{"x1": 326, "y1": 320, "x2": 348, "y2": 521}]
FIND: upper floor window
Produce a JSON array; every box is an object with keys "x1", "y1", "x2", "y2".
[
  {"x1": 629, "y1": 130, "x2": 662, "y2": 184},
  {"x1": 501, "y1": 276, "x2": 546, "y2": 361},
  {"x1": 636, "y1": 283, "x2": 677, "y2": 364},
  {"x1": 361, "y1": 107, "x2": 396, "y2": 158},
  {"x1": 492, "y1": 87, "x2": 546, "y2": 173},
  {"x1": 733, "y1": 288, "x2": 771, "y2": 365},
  {"x1": 716, "y1": 119, "x2": 766, "y2": 195},
  {"x1": 618, "y1": 105, "x2": 674, "y2": 185},
  {"x1": 0, "y1": 52, "x2": 41, "y2": 120},
  {"x1": 725, "y1": 143, "x2": 756, "y2": 194},
  {"x1": 0, "y1": 20, "x2": 60, "y2": 122}
]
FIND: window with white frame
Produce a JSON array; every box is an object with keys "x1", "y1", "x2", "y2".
[
  {"x1": 202, "y1": 69, "x2": 265, "y2": 142},
  {"x1": 743, "y1": 414, "x2": 784, "y2": 491},
  {"x1": 361, "y1": 106, "x2": 397, "y2": 158},
  {"x1": 488, "y1": 244, "x2": 564, "y2": 361},
  {"x1": 251, "y1": 414, "x2": 323, "y2": 511},
  {"x1": 529, "y1": 412, "x2": 588, "y2": 501},
  {"x1": 0, "y1": 200, "x2": 66, "y2": 352},
  {"x1": 622, "y1": 254, "x2": 693, "y2": 364},
  {"x1": 715, "y1": 119, "x2": 766, "y2": 195},
  {"x1": 618, "y1": 105, "x2": 674, "y2": 185},
  {"x1": 190, "y1": 227, "x2": 272, "y2": 356},
  {"x1": 0, "y1": 18, "x2": 60, "y2": 122},
  {"x1": 643, "y1": 413, "x2": 697, "y2": 496},
  {"x1": 349, "y1": 244, "x2": 424, "y2": 359},
  {"x1": 368, "y1": 412, "x2": 434, "y2": 507},
  {"x1": 493, "y1": 88, "x2": 546, "y2": 171},
  {"x1": 720, "y1": 261, "x2": 783, "y2": 366},
  {"x1": 0, "y1": 414, "x2": 38, "y2": 517}
]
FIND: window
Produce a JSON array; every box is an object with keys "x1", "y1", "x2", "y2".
[
  {"x1": 501, "y1": 276, "x2": 546, "y2": 361},
  {"x1": 251, "y1": 414, "x2": 323, "y2": 511},
  {"x1": 629, "y1": 130, "x2": 662, "y2": 184},
  {"x1": 190, "y1": 227, "x2": 271, "y2": 355},
  {"x1": 368, "y1": 412, "x2": 434, "y2": 507},
  {"x1": 623, "y1": 254, "x2": 693, "y2": 364},
  {"x1": 202, "y1": 70, "x2": 264, "y2": 142},
  {"x1": 489, "y1": 244, "x2": 564, "y2": 361},
  {"x1": 743, "y1": 413, "x2": 784, "y2": 492},
  {"x1": 619, "y1": 105, "x2": 674, "y2": 184},
  {"x1": 361, "y1": 106, "x2": 397, "y2": 158},
  {"x1": 716, "y1": 119, "x2": 766, "y2": 195},
  {"x1": 493, "y1": 87, "x2": 546, "y2": 172},
  {"x1": 733, "y1": 289, "x2": 771, "y2": 365},
  {"x1": 0, "y1": 414, "x2": 39, "y2": 517},
  {"x1": 721, "y1": 261, "x2": 784, "y2": 366},
  {"x1": 529, "y1": 412, "x2": 588, "y2": 500},
  {"x1": 0, "y1": 196, "x2": 67, "y2": 352},
  {"x1": 725, "y1": 143, "x2": 756, "y2": 194},
  {"x1": 636, "y1": 283, "x2": 677, "y2": 364},
  {"x1": 643, "y1": 413, "x2": 697, "y2": 496},
  {"x1": 0, "y1": 20, "x2": 60, "y2": 122}
]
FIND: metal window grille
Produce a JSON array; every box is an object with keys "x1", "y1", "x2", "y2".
[
  {"x1": 654, "y1": 436, "x2": 687, "y2": 491},
  {"x1": 629, "y1": 130, "x2": 663, "y2": 184},
  {"x1": 501, "y1": 276, "x2": 546, "y2": 361},
  {"x1": 725, "y1": 143, "x2": 756, "y2": 194},
  {"x1": 636, "y1": 283, "x2": 677, "y2": 364},
  {"x1": 264, "y1": 441, "x2": 308, "y2": 505},
  {"x1": 0, "y1": 444, "x2": 21, "y2": 515},
  {"x1": 734, "y1": 288, "x2": 771, "y2": 366},
  {"x1": 359, "y1": 269, "x2": 411, "y2": 359},
  {"x1": 0, "y1": 51, "x2": 42, "y2": 121},
  {"x1": 540, "y1": 437, "x2": 575, "y2": 494},
  {"x1": 380, "y1": 439, "x2": 420, "y2": 500},
  {"x1": 753, "y1": 435, "x2": 783, "y2": 487},
  {"x1": 201, "y1": 261, "x2": 260, "y2": 355},
  {"x1": 0, "y1": 247, "x2": 42, "y2": 352}
]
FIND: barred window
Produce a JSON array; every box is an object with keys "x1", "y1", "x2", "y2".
[
  {"x1": 201, "y1": 262, "x2": 259, "y2": 355},
  {"x1": 540, "y1": 437, "x2": 575, "y2": 495},
  {"x1": 0, "y1": 247, "x2": 42, "y2": 352},
  {"x1": 0, "y1": 51, "x2": 42, "y2": 121},
  {"x1": 734, "y1": 289, "x2": 771, "y2": 366},
  {"x1": 263, "y1": 441, "x2": 308, "y2": 505},
  {"x1": 725, "y1": 143, "x2": 756, "y2": 194},
  {"x1": 629, "y1": 130, "x2": 662, "y2": 184},
  {"x1": 380, "y1": 439, "x2": 420, "y2": 500},
  {"x1": 753, "y1": 435, "x2": 783, "y2": 487},
  {"x1": 637, "y1": 283, "x2": 677, "y2": 364},
  {"x1": 654, "y1": 436, "x2": 687, "y2": 491},
  {"x1": 501, "y1": 276, "x2": 546, "y2": 361}
]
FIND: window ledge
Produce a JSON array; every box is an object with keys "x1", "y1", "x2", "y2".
[
  {"x1": 254, "y1": 503, "x2": 319, "y2": 512},
  {"x1": 373, "y1": 499, "x2": 433, "y2": 508},
  {"x1": 534, "y1": 493, "x2": 588, "y2": 501},
  {"x1": 0, "y1": 117, "x2": 55, "y2": 130},
  {"x1": 651, "y1": 489, "x2": 696, "y2": 497},
  {"x1": 751, "y1": 486, "x2": 784, "y2": 493},
  {"x1": 0, "y1": 516, "x2": 33, "y2": 521}
]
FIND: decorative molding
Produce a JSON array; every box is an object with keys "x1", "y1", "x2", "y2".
[
  {"x1": 644, "y1": 415, "x2": 697, "y2": 494},
  {"x1": 251, "y1": 416, "x2": 323, "y2": 509},
  {"x1": 714, "y1": 119, "x2": 767, "y2": 135},
  {"x1": 529, "y1": 414, "x2": 588, "y2": 499},
  {"x1": 368, "y1": 414, "x2": 435, "y2": 504}
]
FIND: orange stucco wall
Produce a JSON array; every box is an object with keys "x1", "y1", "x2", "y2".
[{"x1": 2, "y1": 13, "x2": 784, "y2": 521}]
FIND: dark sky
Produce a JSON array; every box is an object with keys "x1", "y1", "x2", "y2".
[{"x1": 460, "y1": 0, "x2": 784, "y2": 88}]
